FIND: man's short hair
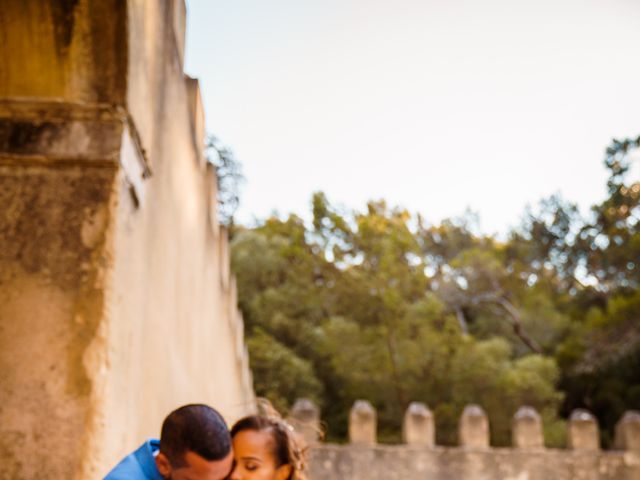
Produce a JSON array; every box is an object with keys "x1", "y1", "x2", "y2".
[{"x1": 160, "y1": 404, "x2": 231, "y2": 467}]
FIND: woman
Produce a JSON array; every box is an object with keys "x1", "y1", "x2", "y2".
[{"x1": 229, "y1": 414, "x2": 308, "y2": 480}]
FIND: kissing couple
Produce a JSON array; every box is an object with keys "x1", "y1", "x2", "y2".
[{"x1": 104, "y1": 403, "x2": 308, "y2": 480}]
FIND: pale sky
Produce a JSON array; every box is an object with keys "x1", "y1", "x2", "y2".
[{"x1": 184, "y1": 0, "x2": 640, "y2": 235}]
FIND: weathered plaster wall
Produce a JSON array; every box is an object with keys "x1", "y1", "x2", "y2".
[
  {"x1": 0, "y1": 1, "x2": 254, "y2": 479},
  {"x1": 0, "y1": 0, "x2": 127, "y2": 103},
  {"x1": 94, "y1": 1, "x2": 256, "y2": 472},
  {"x1": 308, "y1": 445, "x2": 632, "y2": 480},
  {"x1": 0, "y1": 161, "x2": 117, "y2": 479}
]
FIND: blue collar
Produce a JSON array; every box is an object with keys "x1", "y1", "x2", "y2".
[{"x1": 133, "y1": 439, "x2": 163, "y2": 480}]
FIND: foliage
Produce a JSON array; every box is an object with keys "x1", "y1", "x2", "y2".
[
  {"x1": 205, "y1": 134, "x2": 244, "y2": 226},
  {"x1": 246, "y1": 328, "x2": 323, "y2": 414},
  {"x1": 230, "y1": 135, "x2": 639, "y2": 446},
  {"x1": 232, "y1": 196, "x2": 564, "y2": 444}
]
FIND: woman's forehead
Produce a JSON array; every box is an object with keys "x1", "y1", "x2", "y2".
[{"x1": 233, "y1": 429, "x2": 275, "y2": 452}]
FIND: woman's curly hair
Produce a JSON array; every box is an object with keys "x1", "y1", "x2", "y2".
[{"x1": 230, "y1": 405, "x2": 309, "y2": 480}]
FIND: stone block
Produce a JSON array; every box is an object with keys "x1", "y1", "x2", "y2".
[
  {"x1": 615, "y1": 410, "x2": 640, "y2": 453},
  {"x1": 568, "y1": 409, "x2": 599, "y2": 451},
  {"x1": 288, "y1": 398, "x2": 321, "y2": 445},
  {"x1": 512, "y1": 406, "x2": 544, "y2": 448},
  {"x1": 403, "y1": 402, "x2": 435, "y2": 446},
  {"x1": 349, "y1": 400, "x2": 377, "y2": 445},
  {"x1": 459, "y1": 404, "x2": 489, "y2": 448}
]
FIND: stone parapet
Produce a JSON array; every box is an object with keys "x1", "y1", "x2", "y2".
[
  {"x1": 569, "y1": 409, "x2": 600, "y2": 451},
  {"x1": 288, "y1": 398, "x2": 322, "y2": 446},
  {"x1": 295, "y1": 399, "x2": 640, "y2": 480},
  {"x1": 308, "y1": 444, "x2": 628, "y2": 480},
  {"x1": 349, "y1": 400, "x2": 377, "y2": 445},
  {"x1": 403, "y1": 402, "x2": 435, "y2": 446},
  {"x1": 615, "y1": 410, "x2": 640, "y2": 454},
  {"x1": 459, "y1": 404, "x2": 490, "y2": 449},
  {"x1": 512, "y1": 406, "x2": 544, "y2": 449}
]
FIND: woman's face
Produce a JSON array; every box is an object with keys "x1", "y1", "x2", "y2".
[{"x1": 229, "y1": 429, "x2": 291, "y2": 480}]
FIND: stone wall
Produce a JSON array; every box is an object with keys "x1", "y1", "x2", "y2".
[
  {"x1": 289, "y1": 400, "x2": 640, "y2": 480},
  {"x1": 0, "y1": 1, "x2": 254, "y2": 479}
]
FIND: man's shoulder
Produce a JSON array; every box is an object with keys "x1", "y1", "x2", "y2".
[
  {"x1": 103, "y1": 453, "x2": 146, "y2": 479},
  {"x1": 103, "y1": 439, "x2": 161, "y2": 480}
]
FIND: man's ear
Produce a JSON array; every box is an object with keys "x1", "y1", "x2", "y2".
[
  {"x1": 155, "y1": 452, "x2": 172, "y2": 478},
  {"x1": 275, "y1": 463, "x2": 292, "y2": 480}
]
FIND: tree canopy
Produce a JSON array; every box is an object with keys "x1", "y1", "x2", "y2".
[{"x1": 231, "y1": 136, "x2": 640, "y2": 447}]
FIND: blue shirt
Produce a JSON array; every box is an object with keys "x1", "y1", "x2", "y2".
[{"x1": 104, "y1": 439, "x2": 164, "y2": 480}]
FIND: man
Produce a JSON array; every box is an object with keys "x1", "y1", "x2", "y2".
[{"x1": 104, "y1": 404, "x2": 234, "y2": 480}]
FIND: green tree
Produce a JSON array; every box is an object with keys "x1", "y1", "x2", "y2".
[
  {"x1": 233, "y1": 193, "x2": 567, "y2": 444},
  {"x1": 206, "y1": 134, "x2": 244, "y2": 226},
  {"x1": 554, "y1": 135, "x2": 640, "y2": 446},
  {"x1": 247, "y1": 328, "x2": 323, "y2": 414},
  {"x1": 576, "y1": 135, "x2": 640, "y2": 293}
]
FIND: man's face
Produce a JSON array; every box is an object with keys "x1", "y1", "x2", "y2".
[{"x1": 156, "y1": 449, "x2": 234, "y2": 480}]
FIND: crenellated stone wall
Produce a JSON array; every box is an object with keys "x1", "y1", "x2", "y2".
[
  {"x1": 0, "y1": 2, "x2": 254, "y2": 479},
  {"x1": 288, "y1": 400, "x2": 640, "y2": 480}
]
